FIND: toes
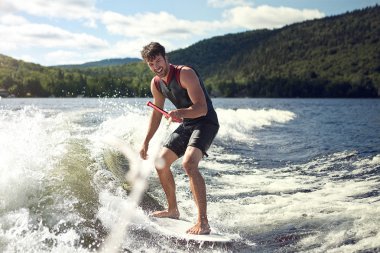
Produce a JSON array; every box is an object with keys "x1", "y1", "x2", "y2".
[
  {"x1": 186, "y1": 227, "x2": 197, "y2": 234},
  {"x1": 186, "y1": 225, "x2": 210, "y2": 235},
  {"x1": 186, "y1": 228, "x2": 195, "y2": 234}
]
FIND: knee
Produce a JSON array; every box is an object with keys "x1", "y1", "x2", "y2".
[
  {"x1": 155, "y1": 156, "x2": 170, "y2": 171},
  {"x1": 182, "y1": 159, "x2": 199, "y2": 176}
]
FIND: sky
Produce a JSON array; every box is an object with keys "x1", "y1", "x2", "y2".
[{"x1": 0, "y1": 0, "x2": 379, "y2": 66}]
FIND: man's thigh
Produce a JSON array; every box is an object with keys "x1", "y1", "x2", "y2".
[{"x1": 182, "y1": 146, "x2": 203, "y2": 167}]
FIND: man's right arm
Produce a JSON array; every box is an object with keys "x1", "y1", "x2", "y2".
[{"x1": 139, "y1": 78, "x2": 165, "y2": 160}]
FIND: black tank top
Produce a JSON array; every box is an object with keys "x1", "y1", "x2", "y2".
[{"x1": 154, "y1": 64, "x2": 219, "y2": 126}]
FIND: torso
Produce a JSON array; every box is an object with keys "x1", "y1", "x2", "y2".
[{"x1": 154, "y1": 64, "x2": 219, "y2": 126}]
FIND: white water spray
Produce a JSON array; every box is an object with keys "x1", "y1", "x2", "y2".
[{"x1": 97, "y1": 136, "x2": 149, "y2": 253}]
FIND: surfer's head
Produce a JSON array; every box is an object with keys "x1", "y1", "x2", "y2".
[
  {"x1": 141, "y1": 42, "x2": 170, "y2": 78},
  {"x1": 141, "y1": 42, "x2": 166, "y2": 62}
]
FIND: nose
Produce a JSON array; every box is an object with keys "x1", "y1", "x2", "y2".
[{"x1": 153, "y1": 62, "x2": 160, "y2": 70}]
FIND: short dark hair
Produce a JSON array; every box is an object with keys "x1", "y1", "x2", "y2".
[{"x1": 141, "y1": 42, "x2": 166, "y2": 62}]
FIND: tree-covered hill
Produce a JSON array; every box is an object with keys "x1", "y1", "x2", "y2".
[
  {"x1": 0, "y1": 53, "x2": 151, "y2": 97},
  {"x1": 0, "y1": 5, "x2": 379, "y2": 98},
  {"x1": 55, "y1": 57, "x2": 141, "y2": 69},
  {"x1": 168, "y1": 5, "x2": 380, "y2": 97},
  {"x1": 0, "y1": 54, "x2": 54, "y2": 97}
]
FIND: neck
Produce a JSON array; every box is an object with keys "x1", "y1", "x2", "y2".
[{"x1": 162, "y1": 63, "x2": 172, "y2": 83}]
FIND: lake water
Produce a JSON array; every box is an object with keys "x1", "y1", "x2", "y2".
[{"x1": 0, "y1": 98, "x2": 379, "y2": 252}]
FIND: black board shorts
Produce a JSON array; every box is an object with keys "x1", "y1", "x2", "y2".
[{"x1": 164, "y1": 122, "x2": 219, "y2": 158}]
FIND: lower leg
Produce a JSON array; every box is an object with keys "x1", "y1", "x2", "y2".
[
  {"x1": 151, "y1": 148, "x2": 179, "y2": 219},
  {"x1": 186, "y1": 171, "x2": 210, "y2": 234},
  {"x1": 182, "y1": 147, "x2": 211, "y2": 234},
  {"x1": 151, "y1": 167, "x2": 179, "y2": 218},
  {"x1": 190, "y1": 171, "x2": 207, "y2": 222}
]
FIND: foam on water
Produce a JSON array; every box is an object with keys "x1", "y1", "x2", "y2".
[
  {"x1": 201, "y1": 150, "x2": 380, "y2": 252},
  {"x1": 0, "y1": 106, "x2": 92, "y2": 252},
  {"x1": 1, "y1": 98, "x2": 379, "y2": 252},
  {"x1": 0, "y1": 208, "x2": 92, "y2": 253},
  {"x1": 215, "y1": 108, "x2": 296, "y2": 142},
  {"x1": 0, "y1": 106, "x2": 69, "y2": 211}
]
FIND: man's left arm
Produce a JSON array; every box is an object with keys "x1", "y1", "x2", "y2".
[{"x1": 168, "y1": 67, "x2": 208, "y2": 120}]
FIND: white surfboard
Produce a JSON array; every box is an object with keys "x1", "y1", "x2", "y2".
[{"x1": 150, "y1": 217, "x2": 232, "y2": 242}]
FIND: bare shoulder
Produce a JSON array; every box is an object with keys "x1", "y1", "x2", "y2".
[
  {"x1": 179, "y1": 66, "x2": 199, "y2": 87},
  {"x1": 180, "y1": 66, "x2": 196, "y2": 76},
  {"x1": 150, "y1": 77, "x2": 164, "y2": 99},
  {"x1": 149, "y1": 77, "x2": 156, "y2": 90}
]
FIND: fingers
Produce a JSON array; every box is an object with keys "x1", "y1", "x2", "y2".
[
  {"x1": 167, "y1": 110, "x2": 183, "y2": 123},
  {"x1": 139, "y1": 151, "x2": 146, "y2": 160},
  {"x1": 163, "y1": 113, "x2": 173, "y2": 124},
  {"x1": 168, "y1": 110, "x2": 178, "y2": 119}
]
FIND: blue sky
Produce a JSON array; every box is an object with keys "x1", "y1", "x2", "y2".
[{"x1": 0, "y1": 0, "x2": 378, "y2": 66}]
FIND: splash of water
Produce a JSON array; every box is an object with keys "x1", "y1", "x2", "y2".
[{"x1": 98, "y1": 134, "x2": 160, "y2": 252}]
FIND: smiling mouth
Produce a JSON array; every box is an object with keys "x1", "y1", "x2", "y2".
[{"x1": 155, "y1": 67, "x2": 164, "y2": 75}]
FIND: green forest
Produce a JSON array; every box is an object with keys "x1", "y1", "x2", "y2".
[{"x1": 0, "y1": 5, "x2": 379, "y2": 98}]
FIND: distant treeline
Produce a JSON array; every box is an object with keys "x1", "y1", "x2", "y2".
[
  {"x1": 0, "y1": 5, "x2": 379, "y2": 98},
  {"x1": 208, "y1": 76, "x2": 377, "y2": 98},
  {"x1": 0, "y1": 57, "x2": 152, "y2": 97}
]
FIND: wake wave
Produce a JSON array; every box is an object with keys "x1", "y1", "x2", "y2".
[
  {"x1": 0, "y1": 106, "x2": 101, "y2": 252},
  {"x1": 0, "y1": 106, "x2": 70, "y2": 212},
  {"x1": 215, "y1": 108, "x2": 296, "y2": 141}
]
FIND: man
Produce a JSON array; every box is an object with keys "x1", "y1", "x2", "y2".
[{"x1": 139, "y1": 42, "x2": 219, "y2": 235}]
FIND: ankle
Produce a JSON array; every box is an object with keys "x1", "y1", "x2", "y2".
[
  {"x1": 168, "y1": 208, "x2": 180, "y2": 217},
  {"x1": 199, "y1": 215, "x2": 208, "y2": 223},
  {"x1": 168, "y1": 207, "x2": 179, "y2": 213}
]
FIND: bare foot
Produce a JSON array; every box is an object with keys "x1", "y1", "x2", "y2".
[
  {"x1": 186, "y1": 221, "x2": 211, "y2": 235},
  {"x1": 149, "y1": 209, "x2": 180, "y2": 219}
]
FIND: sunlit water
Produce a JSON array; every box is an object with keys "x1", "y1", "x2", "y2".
[{"x1": 0, "y1": 98, "x2": 379, "y2": 253}]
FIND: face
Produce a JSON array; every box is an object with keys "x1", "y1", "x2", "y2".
[{"x1": 146, "y1": 55, "x2": 169, "y2": 78}]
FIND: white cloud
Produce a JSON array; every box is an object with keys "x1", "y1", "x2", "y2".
[
  {"x1": 19, "y1": 54, "x2": 36, "y2": 63},
  {"x1": 100, "y1": 5, "x2": 324, "y2": 42},
  {"x1": 0, "y1": 14, "x2": 28, "y2": 25},
  {"x1": 224, "y1": 5, "x2": 325, "y2": 29},
  {"x1": 45, "y1": 50, "x2": 80, "y2": 65},
  {"x1": 88, "y1": 39, "x2": 146, "y2": 60},
  {"x1": 42, "y1": 39, "x2": 150, "y2": 65},
  {"x1": 0, "y1": 16, "x2": 109, "y2": 51},
  {"x1": 208, "y1": 0, "x2": 253, "y2": 8},
  {"x1": 101, "y1": 11, "x2": 226, "y2": 39},
  {"x1": 0, "y1": 0, "x2": 326, "y2": 65},
  {"x1": 1, "y1": 0, "x2": 99, "y2": 27},
  {"x1": 43, "y1": 37, "x2": 185, "y2": 66}
]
